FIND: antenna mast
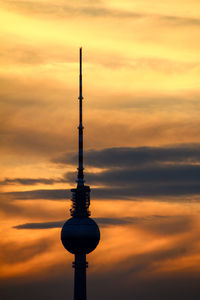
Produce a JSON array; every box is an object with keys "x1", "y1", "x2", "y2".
[{"x1": 78, "y1": 47, "x2": 84, "y2": 186}]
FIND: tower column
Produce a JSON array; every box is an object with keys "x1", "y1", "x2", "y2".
[
  {"x1": 61, "y1": 48, "x2": 100, "y2": 300},
  {"x1": 73, "y1": 253, "x2": 88, "y2": 300}
]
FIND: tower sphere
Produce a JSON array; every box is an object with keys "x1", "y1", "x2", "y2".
[{"x1": 61, "y1": 217, "x2": 100, "y2": 254}]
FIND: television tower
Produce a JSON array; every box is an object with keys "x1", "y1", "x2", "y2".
[{"x1": 61, "y1": 48, "x2": 100, "y2": 300}]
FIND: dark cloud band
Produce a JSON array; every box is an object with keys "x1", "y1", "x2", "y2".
[
  {"x1": 2, "y1": 145, "x2": 200, "y2": 199},
  {"x1": 53, "y1": 144, "x2": 200, "y2": 168}
]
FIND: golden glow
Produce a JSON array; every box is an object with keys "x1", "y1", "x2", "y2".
[
  {"x1": 1, "y1": 0, "x2": 200, "y2": 297},
  {"x1": 0, "y1": 199, "x2": 199, "y2": 279}
]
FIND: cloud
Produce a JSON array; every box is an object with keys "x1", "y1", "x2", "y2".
[
  {"x1": 3, "y1": 172, "x2": 200, "y2": 201},
  {"x1": 52, "y1": 145, "x2": 200, "y2": 197},
  {"x1": 93, "y1": 185, "x2": 200, "y2": 199},
  {"x1": 61, "y1": 145, "x2": 200, "y2": 198},
  {"x1": 3, "y1": 144, "x2": 200, "y2": 200},
  {"x1": 2, "y1": 0, "x2": 200, "y2": 33},
  {"x1": 14, "y1": 221, "x2": 65, "y2": 229},
  {"x1": 0, "y1": 186, "x2": 190, "y2": 201},
  {"x1": 160, "y1": 15, "x2": 200, "y2": 26},
  {"x1": 0, "y1": 177, "x2": 65, "y2": 186},
  {"x1": 6, "y1": 183, "x2": 200, "y2": 200},
  {"x1": 2, "y1": 0, "x2": 200, "y2": 27},
  {"x1": 53, "y1": 144, "x2": 200, "y2": 167},
  {"x1": 1, "y1": 189, "x2": 70, "y2": 200},
  {"x1": 1, "y1": 1, "x2": 142, "y2": 19},
  {"x1": 13, "y1": 217, "x2": 139, "y2": 229},
  {"x1": 65, "y1": 164, "x2": 200, "y2": 186}
]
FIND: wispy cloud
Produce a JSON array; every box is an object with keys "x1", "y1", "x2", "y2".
[
  {"x1": 0, "y1": 177, "x2": 65, "y2": 186},
  {"x1": 14, "y1": 220, "x2": 65, "y2": 229},
  {"x1": 13, "y1": 217, "x2": 140, "y2": 229},
  {"x1": 160, "y1": 14, "x2": 200, "y2": 26},
  {"x1": 1, "y1": 1, "x2": 142, "y2": 19},
  {"x1": 1, "y1": 189, "x2": 70, "y2": 200},
  {"x1": 2, "y1": 0, "x2": 200, "y2": 27},
  {"x1": 0, "y1": 238, "x2": 51, "y2": 264}
]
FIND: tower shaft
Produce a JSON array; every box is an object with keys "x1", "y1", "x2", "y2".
[{"x1": 73, "y1": 254, "x2": 88, "y2": 300}]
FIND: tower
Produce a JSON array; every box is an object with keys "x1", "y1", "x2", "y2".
[{"x1": 61, "y1": 48, "x2": 100, "y2": 300}]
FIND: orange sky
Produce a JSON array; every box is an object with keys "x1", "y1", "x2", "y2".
[{"x1": 1, "y1": 1, "x2": 200, "y2": 299}]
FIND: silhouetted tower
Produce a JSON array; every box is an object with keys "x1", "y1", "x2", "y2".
[{"x1": 61, "y1": 48, "x2": 100, "y2": 300}]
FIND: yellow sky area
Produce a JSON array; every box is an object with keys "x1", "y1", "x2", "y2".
[
  {"x1": 1, "y1": 0, "x2": 200, "y2": 134},
  {"x1": 1, "y1": 62, "x2": 200, "y2": 107},
  {"x1": 2, "y1": 95, "x2": 200, "y2": 163},
  {"x1": 1, "y1": 4, "x2": 200, "y2": 63},
  {"x1": 86, "y1": 110, "x2": 200, "y2": 149},
  {"x1": 1, "y1": 60, "x2": 200, "y2": 97}
]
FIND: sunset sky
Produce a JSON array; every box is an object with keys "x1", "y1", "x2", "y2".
[{"x1": 1, "y1": 1, "x2": 200, "y2": 299}]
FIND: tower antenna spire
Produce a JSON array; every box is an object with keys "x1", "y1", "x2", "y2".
[
  {"x1": 78, "y1": 47, "x2": 84, "y2": 186},
  {"x1": 61, "y1": 48, "x2": 100, "y2": 300}
]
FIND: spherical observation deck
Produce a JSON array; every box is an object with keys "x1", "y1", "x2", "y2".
[{"x1": 61, "y1": 217, "x2": 100, "y2": 254}]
